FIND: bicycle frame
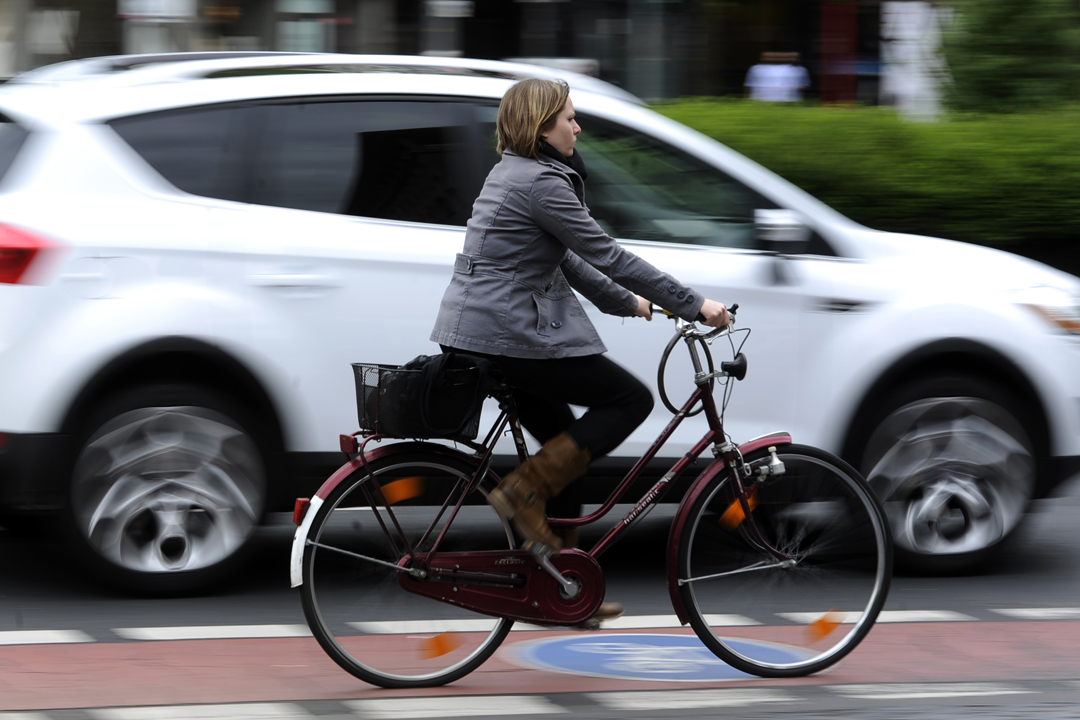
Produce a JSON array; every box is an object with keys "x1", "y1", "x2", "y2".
[{"x1": 290, "y1": 322, "x2": 794, "y2": 598}]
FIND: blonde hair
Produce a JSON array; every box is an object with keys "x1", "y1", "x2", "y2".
[{"x1": 496, "y1": 78, "x2": 570, "y2": 158}]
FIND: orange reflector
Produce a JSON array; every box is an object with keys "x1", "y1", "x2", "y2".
[
  {"x1": 421, "y1": 632, "x2": 464, "y2": 659},
  {"x1": 807, "y1": 611, "x2": 844, "y2": 642},
  {"x1": 380, "y1": 476, "x2": 424, "y2": 505},
  {"x1": 719, "y1": 491, "x2": 758, "y2": 529},
  {"x1": 293, "y1": 498, "x2": 310, "y2": 525}
]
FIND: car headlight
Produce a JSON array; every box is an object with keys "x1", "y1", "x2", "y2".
[{"x1": 1014, "y1": 286, "x2": 1080, "y2": 334}]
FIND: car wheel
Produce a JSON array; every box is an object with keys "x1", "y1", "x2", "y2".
[
  {"x1": 859, "y1": 374, "x2": 1035, "y2": 573},
  {"x1": 69, "y1": 384, "x2": 266, "y2": 593}
]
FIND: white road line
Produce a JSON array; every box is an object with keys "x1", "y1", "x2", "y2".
[
  {"x1": 0, "y1": 629, "x2": 94, "y2": 646},
  {"x1": 112, "y1": 625, "x2": 312, "y2": 641},
  {"x1": 777, "y1": 610, "x2": 974, "y2": 624},
  {"x1": 351, "y1": 620, "x2": 501, "y2": 634},
  {"x1": 88, "y1": 703, "x2": 313, "y2": 720},
  {"x1": 590, "y1": 689, "x2": 797, "y2": 711},
  {"x1": 601, "y1": 614, "x2": 759, "y2": 629},
  {"x1": 993, "y1": 607, "x2": 1080, "y2": 620},
  {"x1": 345, "y1": 696, "x2": 564, "y2": 719},
  {"x1": 877, "y1": 610, "x2": 976, "y2": 623},
  {"x1": 829, "y1": 682, "x2": 1036, "y2": 700}
]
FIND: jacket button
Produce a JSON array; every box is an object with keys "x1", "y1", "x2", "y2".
[
  {"x1": 668, "y1": 284, "x2": 677, "y2": 293},
  {"x1": 546, "y1": 283, "x2": 553, "y2": 291},
  {"x1": 551, "y1": 320, "x2": 563, "y2": 329},
  {"x1": 677, "y1": 291, "x2": 686, "y2": 299},
  {"x1": 686, "y1": 294, "x2": 695, "y2": 303}
]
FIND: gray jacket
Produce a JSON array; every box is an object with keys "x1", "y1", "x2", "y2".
[{"x1": 430, "y1": 151, "x2": 705, "y2": 359}]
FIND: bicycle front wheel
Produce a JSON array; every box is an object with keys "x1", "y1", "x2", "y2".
[
  {"x1": 299, "y1": 448, "x2": 515, "y2": 688},
  {"x1": 676, "y1": 444, "x2": 891, "y2": 677}
]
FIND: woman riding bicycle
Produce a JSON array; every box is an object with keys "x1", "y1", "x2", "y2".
[{"x1": 430, "y1": 78, "x2": 729, "y2": 612}]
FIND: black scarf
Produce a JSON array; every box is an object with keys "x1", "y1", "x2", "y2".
[{"x1": 537, "y1": 140, "x2": 589, "y2": 181}]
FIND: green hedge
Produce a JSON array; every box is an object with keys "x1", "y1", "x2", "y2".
[{"x1": 653, "y1": 99, "x2": 1080, "y2": 249}]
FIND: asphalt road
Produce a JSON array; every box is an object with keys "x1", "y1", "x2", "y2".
[{"x1": 3, "y1": 477, "x2": 1080, "y2": 718}]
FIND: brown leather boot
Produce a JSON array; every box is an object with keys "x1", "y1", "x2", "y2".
[{"x1": 487, "y1": 432, "x2": 591, "y2": 551}]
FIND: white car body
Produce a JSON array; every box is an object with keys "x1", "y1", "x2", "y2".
[{"x1": 1, "y1": 52, "x2": 1078, "y2": 590}]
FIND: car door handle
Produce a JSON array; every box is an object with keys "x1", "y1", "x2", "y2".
[{"x1": 247, "y1": 272, "x2": 342, "y2": 289}]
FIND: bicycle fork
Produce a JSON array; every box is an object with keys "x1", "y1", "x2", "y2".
[{"x1": 726, "y1": 445, "x2": 796, "y2": 567}]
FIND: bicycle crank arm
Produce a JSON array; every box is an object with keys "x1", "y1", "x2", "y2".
[{"x1": 527, "y1": 542, "x2": 580, "y2": 599}]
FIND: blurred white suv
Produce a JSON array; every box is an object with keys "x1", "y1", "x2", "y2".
[{"x1": 2, "y1": 52, "x2": 1079, "y2": 592}]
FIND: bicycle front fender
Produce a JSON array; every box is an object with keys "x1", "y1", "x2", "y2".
[
  {"x1": 665, "y1": 432, "x2": 793, "y2": 625},
  {"x1": 288, "y1": 441, "x2": 480, "y2": 588}
]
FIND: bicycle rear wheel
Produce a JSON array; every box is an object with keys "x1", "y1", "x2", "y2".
[
  {"x1": 676, "y1": 444, "x2": 891, "y2": 677},
  {"x1": 299, "y1": 447, "x2": 515, "y2": 688}
]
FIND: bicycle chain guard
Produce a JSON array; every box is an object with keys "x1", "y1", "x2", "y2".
[{"x1": 397, "y1": 548, "x2": 604, "y2": 627}]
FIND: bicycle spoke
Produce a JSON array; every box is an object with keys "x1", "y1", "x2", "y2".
[
  {"x1": 678, "y1": 559, "x2": 793, "y2": 585},
  {"x1": 305, "y1": 539, "x2": 412, "y2": 575}
]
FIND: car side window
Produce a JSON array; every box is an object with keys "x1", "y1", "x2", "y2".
[
  {"x1": 109, "y1": 105, "x2": 253, "y2": 203},
  {"x1": 0, "y1": 115, "x2": 29, "y2": 189},
  {"x1": 574, "y1": 117, "x2": 777, "y2": 250},
  {"x1": 253, "y1": 100, "x2": 479, "y2": 225}
]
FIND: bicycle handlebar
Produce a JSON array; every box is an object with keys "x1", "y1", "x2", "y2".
[
  {"x1": 651, "y1": 302, "x2": 738, "y2": 342},
  {"x1": 654, "y1": 302, "x2": 742, "y2": 415}
]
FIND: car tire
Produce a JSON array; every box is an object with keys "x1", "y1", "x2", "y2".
[
  {"x1": 68, "y1": 383, "x2": 267, "y2": 594},
  {"x1": 857, "y1": 373, "x2": 1036, "y2": 574}
]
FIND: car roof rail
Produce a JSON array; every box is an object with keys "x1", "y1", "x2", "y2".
[
  {"x1": 9, "y1": 52, "x2": 644, "y2": 105},
  {"x1": 106, "y1": 51, "x2": 315, "y2": 71}
]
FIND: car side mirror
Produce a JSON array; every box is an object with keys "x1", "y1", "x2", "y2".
[{"x1": 755, "y1": 209, "x2": 810, "y2": 255}]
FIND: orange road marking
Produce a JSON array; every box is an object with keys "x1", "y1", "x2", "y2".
[
  {"x1": 808, "y1": 611, "x2": 844, "y2": 642},
  {"x1": 421, "y1": 632, "x2": 464, "y2": 659}
]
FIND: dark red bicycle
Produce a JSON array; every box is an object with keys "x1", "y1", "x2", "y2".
[{"x1": 291, "y1": 305, "x2": 892, "y2": 688}]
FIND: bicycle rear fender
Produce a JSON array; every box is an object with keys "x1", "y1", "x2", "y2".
[
  {"x1": 665, "y1": 432, "x2": 793, "y2": 625},
  {"x1": 289, "y1": 442, "x2": 478, "y2": 588}
]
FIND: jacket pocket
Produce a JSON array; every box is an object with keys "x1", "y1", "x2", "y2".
[{"x1": 532, "y1": 292, "x2": 550, "y2": 337}]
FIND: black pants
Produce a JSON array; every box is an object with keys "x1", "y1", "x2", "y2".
[{"x1": 443, "y1": 347, "x2": 654, "y2": 518}]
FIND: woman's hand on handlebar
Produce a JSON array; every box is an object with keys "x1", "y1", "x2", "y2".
[
  {"x1": 698, "y1": 298, "x2": 730, "y2": 328},
  {"x1": 634, "y1": 295, "x2": 653, "y2": 321}
]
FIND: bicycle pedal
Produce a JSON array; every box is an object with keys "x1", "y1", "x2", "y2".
[{"x1": 524, "y1": 540, "x2": 556, "y2": 560}]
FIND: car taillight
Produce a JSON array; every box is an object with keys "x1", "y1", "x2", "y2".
[{"x1": 0, "y1": 224, "x2": 54, "y2": 284}]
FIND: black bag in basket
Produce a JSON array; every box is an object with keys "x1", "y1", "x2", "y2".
[{"x1": 357, "y1": 352, "x2": 499, "y2": 440}]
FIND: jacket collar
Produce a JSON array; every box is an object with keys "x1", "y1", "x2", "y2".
[{"x1": 503, "y1": 151, "x2": 586, "y2": 204}]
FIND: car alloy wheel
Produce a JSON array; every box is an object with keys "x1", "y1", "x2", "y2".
[
  {"x1": 71, "y1": 388, "x2": 265, "y2": 590},
  {"x1": 862, "y1": 387, "x2": 1034, "y2": 567}
]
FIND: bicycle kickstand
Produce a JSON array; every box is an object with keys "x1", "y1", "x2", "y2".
[{"x1": 526, "y1": 542, "x2": 581, "y2": 599}]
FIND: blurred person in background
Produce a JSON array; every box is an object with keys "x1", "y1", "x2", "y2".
[
  {"x1": 745, "y1": 51, "x2": 810, "y2": 102},
  {"x1": 431, "y1": 78, "x2": 729, "y2": 623}
]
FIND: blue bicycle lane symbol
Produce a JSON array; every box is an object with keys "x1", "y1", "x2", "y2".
[{"x1": 511, "y1": 633, "x2": 809, "y2": 682}]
